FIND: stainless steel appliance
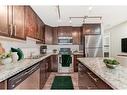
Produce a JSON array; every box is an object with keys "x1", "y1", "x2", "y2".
[
  {"x1": 40, "y1": 45, "x2": 47, "y2": 54},
  {"x1": 7, "y1": 64, "x2": 40, "y2": 89},
  {"x1": 58, "y1": 37, "x2": 73, "y2": 45},
  {"x1": 58, "y1": 48, "x2": 73, "y2": 73},
  {"x1": 83, "y1": 35, "x2": 103, "y2": 57}
]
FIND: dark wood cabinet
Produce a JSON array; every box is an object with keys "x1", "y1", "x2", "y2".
[
  {"x1": 52, "y1": 27, "x2": 58, "y2": 44},
  {"x1": 12, "y1": 6, "x2": 26, "y2": 40},
  {"x1": 25, "y1": 6, "x2": 37, "y2": 39},
  {"x1": 78, "y1": 63, "x2": 97, "y2": 89},
  {"x1": 51, "y1": 55, "x2": 58, "y2": 72},
  {"x1": 78, "y1": 62, "x2": 112, "y2": 89},
  {"x1": 58, "y1": 26, "x2": 72, "y2": 37},
  {"x1": 36, "y1": 16, "x2": 45, "y2": 41},
  {"x1": 83, "y1": 24, "x2": 101, "y2": 35},
  {"x1": 45, "y1": 25, "x2": 53, "y2": 44},
  {"x1": 0, "y1": 6, "x2": 10, "y2": 37},
  {"x1": 40, "y1": 60, "x2": 46, "y2": 89},
  {"x1": 40, "y1": 56, "x2": 51, "y2": 89},
  {"x1": 72, "y1": 27, "x2": 81, "y2": 45},
  {"x1": 0, "y1": 6, "x2": 26, "y2": 40},
  {"x1": 73, "y1": 54, "x2": 83, "y2": 72}
]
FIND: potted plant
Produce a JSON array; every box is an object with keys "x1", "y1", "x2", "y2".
[{"x1": 0, "y1": 52, "x2": 12, "y2": 65}]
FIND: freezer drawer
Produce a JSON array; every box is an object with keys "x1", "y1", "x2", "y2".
[
  {"x1": 85, "y1": 48, "x2": 103, "y2": 57},
  {"x1": 85, "y1": 35, "x2": 102, "y2": 48}
]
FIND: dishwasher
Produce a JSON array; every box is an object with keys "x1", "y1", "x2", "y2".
[{"x1": 7, "y1": 63, "x2": 40, "y2": 89}]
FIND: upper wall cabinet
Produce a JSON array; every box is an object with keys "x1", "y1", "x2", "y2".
[
  {"x1": 0, "y1": 6, "x2": 26, "y2": 40},
  {"x1": 12, "y1": 6, "x2": 26, "y2": 40},
  {"x1": 45, "y1": 25, "x2": 53, "y2": 45},
  {"x1": 25, "y1": 6, "x2": 37, "y2": 39},
  {"x1": 0, "y1": 6, "x2": 10, "y2": 37},
  {"x1": 72, "y1": 27, "x2": 81, "y2": 45},
  {"x1": 58, "y1": 26, "x2": 72, "y2": 37},
  {"x1": 83, "y1": 24, "x2": 101, "y2": 35},
  {"x1": 36, "y1": 16, "x2": 45, "y2": 41},
  {"x1": 52, "y1": 27, "x2": 58, "y2": 45}
]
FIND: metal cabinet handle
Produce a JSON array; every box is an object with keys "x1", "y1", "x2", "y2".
[
  {"x1": 87, "y1": 72, "x2": 98, "y2": 82},
  {"x1": 14, "y1": 25, "x2": 16, "y2": 36},
  {"x1": 87, "y1": 86, "x2": 96, "y2": 89},
  {"x1": 9, "y1": 24, "x2": 13, "y2": 36},
  {"x1": 15, "y1": 79, "x2": 22, "y2": 84}
]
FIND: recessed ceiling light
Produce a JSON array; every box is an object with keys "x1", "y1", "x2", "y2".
[{"x1": 88, "y1": 7, "x2": 93, "y2": 11}]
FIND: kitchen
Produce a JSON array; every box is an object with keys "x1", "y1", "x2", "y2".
[{"x1": 0, "y1": 5, "x2": 127, "y2": 90}]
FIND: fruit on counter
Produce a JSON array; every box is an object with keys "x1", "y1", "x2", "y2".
[
  {"x1": 0, "y1": 43, "x2": 5, "y2": 55},
  {"x1": 103, "y1": 59, "x2": 120, "y2": 65}
]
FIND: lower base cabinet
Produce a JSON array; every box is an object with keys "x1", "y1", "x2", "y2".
[
  {"x1": 74, "y1": 54, "x2": 83, "y2": 72},
  {"x1": 78, "y1": 62, "x2": 112, "y2": 89},
  {"x1": 40, "y1": 56, "x2": 51, "y2": 89},
  {"x1": 51, "y1": 55, "x2": 58, "y2": 72}
]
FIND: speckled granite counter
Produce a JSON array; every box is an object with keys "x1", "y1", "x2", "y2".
[
  {"x1": 77, "y1": 58, "x2": 127, "y2": 89},
  {"x1": 0, "y1": 53, "x2": 56, "y2": 82}
]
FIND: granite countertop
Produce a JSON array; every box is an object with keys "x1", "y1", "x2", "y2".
[
  {"x1": 77, "y1": 57, "x2": 127, "y2": 89},
  {"x1": 0, "y1": 53, "x2": 56, "y2": 82},
  {"x1": 73, "y1": 52, "x2": 83, "y2": 55}
]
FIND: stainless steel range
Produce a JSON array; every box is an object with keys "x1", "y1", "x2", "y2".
[{"x1": 58, "y1": 48, "x2": 73, "y2": 73}]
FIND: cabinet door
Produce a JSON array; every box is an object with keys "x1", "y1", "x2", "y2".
[
  {"x1": 72, "y1": 27, "x2": 81, "y2": 44},
  {"x1": 58, "y1": 26, "x2": 72, "y2": 37},
  {"x1": 51, "y1": 55, "x2": 58, "y2": 72},
  {"x1": 40, "y1": 61, "x2": 46, "y2": 89},
  {"x1": 12, "y1": 6, "x2": 25, "y2": 40},
  {"x1": 25, "y1": 6, "x2": 37, "y2": 39},
  {"x1": 83, "y1": 24, "x2": 101, "y2": 35},
  {"x1": 45, "y1": 25, "x2": 53, "y2": 44},
  {"x1": 0, "y1": 6, "x2": 9, "y2": 36},
  {"x1": 74, "y1": 54, "x2": 83, "y2": 72},
  {"x1": 78, "y1": 63, "x2": 97, "y2": 89},
  {"x1": 52, "y1": 27, "x2": 58, "y2": 44}
]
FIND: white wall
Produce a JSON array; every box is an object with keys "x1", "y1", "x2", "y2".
[
  {"x1": 105, "y1": 21, "x2": 127, "y2": 57},
  {"x1": 0, "y1": 37, "x2": 40, "y2": 58}
]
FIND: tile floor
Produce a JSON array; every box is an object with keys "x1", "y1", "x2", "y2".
[{"x1": 43, "y1": 72, "x2": 79, "y2": 90}]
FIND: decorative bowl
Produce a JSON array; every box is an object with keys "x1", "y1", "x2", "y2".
[
  {"x1": 105, "y1": 63, "x2": 118, "y2": 69},
  {"x1": 103, "y1": 59, "x2": 119, "y2": 69}
]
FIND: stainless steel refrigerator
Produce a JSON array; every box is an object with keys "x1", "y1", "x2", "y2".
[{"x1": 83, "y1": 35, "x2": 103, "y2": 57}]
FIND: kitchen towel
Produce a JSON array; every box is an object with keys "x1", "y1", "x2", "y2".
[{"x1": 62, "y1": 54, "x2": 72, "y2": 67}]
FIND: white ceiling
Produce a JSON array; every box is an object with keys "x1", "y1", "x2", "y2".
[{"x1": 31, "y1": 6, "x2": 127, "y2": 30}]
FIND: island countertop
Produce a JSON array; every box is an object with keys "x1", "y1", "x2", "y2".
[{"x1": 77, "y1": 57, "x2": 127, "y2": 89}]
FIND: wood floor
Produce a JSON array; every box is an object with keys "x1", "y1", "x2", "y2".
[{"x1": 43, "y1": 72, "x2": 79, "y2": 90}]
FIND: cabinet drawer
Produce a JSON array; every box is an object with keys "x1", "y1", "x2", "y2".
[{"x1": 86, "y1": 70, "x2": 112, "y2": 89}]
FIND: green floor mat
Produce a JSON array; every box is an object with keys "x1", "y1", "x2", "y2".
[{"x1": 51, "y1": 76, "x2": 74, "y2": 90}]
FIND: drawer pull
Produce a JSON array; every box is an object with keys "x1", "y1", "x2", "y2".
[
  {"x1": 87, "y1": 72, "x2": 98, "y2": 82},
  {"x1": 87, "y1": 86, "x2": 96, "y2": 89}
]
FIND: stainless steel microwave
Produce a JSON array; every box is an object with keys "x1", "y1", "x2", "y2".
[{"x1": 58, "y1": 37, "x2": 73, "y2": 45}]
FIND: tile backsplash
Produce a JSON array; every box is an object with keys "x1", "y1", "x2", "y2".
[
  {"x1": 0, "y1": 36, "x2": 40, "y2": 58},
  {"x1": 0, "y1": 36, "x2": 81, "y2": 58}
]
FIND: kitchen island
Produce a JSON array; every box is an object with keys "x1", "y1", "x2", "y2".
[{"x1": 77, "y1": 57, "x2": 127, "y2": 89}]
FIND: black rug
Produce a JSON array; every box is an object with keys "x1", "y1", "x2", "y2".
[{"x1": 51, "y1": 76, "x2": 74, "y2": 89}]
